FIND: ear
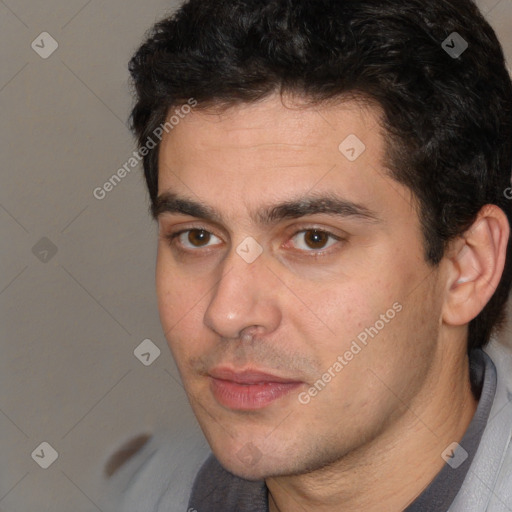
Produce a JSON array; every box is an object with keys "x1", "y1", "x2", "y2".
[{"x1": 442, "y1": 204, "x2": 510, "y2": 327}]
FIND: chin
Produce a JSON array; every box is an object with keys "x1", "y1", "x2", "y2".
[
  {"x1": 216, "y1": 453, "x2": 286, "y2": 481},
  {"x1": 210, "y1": 434, "x2": 317, "y2": 481},
  {"x1": 202, "y1": 432, "x2": 284, "y2": 480}
]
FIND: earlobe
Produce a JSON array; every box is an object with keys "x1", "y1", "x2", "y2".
[{"x1": 443, "y1": 205, "x2": 509, "y2": 327}]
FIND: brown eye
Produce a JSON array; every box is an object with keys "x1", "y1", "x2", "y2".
[
  {"x1": 165, "y1": 228, "x2": 223, "y2": 252},
  {"x1": 304, "y1": 230, "x2": 329, "y2": 249},
  {"x1": 187, "y1": 229, "x2": 211, "y2": 247},
  {"x1": 290, "y1": 229, "x2": 340, "y2": 252}
]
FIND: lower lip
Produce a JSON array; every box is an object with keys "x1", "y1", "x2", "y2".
[{"x1": 209, "y1": 377, "x2": 302, "y2": 410}]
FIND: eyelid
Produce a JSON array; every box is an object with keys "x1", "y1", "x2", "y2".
[{"x1": 283, "y1": 222, "x2": 347, "y2": 238}]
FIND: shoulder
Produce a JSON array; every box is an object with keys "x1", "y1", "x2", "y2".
[{"x1": 449, "y1": 338, "x2": 512, "y2": 512}]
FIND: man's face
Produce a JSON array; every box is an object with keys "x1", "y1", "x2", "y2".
[{"x1": 156, "y1": 94, "x2": 444, "y2": 480}]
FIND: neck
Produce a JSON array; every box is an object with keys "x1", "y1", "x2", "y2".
[{"x1": 266, "y1": 341, "x2": 478, "y2": 512}]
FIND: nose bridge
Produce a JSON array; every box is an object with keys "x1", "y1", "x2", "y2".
[{"x1": 203, "y1": 247, "x2": 281, "y2": 339}]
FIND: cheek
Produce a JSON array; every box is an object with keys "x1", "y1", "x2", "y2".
[
  {"x1": 297, "y1": 279, "x2": 388, "y2": 353},
  {"x1": 156, "y1": 253, "x2": 205, "y2": 355},
  {"x1": 156, "y1": 258, "x2": 178, "y2": 334},
  {"x1": 295, "y1": 274, "x2": 413, "y2": 403}
]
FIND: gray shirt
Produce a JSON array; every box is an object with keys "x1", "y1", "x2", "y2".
[{"x1": 188, "y1": 349, "x2": 497, "y2": 512}]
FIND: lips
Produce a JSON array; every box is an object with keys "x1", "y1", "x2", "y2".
[
  {"x1": 208, "y1": 367, "x2": 303, "y2": 410},
  {"x1": 209, "y1": 368, "x2": 300, "y2": 384}
]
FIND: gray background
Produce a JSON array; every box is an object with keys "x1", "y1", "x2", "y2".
[{"x1": 1, "y1": 0, "x2": 512, "y2": 510}]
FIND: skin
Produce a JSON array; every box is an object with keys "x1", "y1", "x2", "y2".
[{"x1": 154, "y1": 93, "x2": 509, "y2": 511}]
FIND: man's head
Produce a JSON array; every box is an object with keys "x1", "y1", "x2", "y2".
[{"x1": 129, "y1": 0, "x2": 512, "y2": 481}]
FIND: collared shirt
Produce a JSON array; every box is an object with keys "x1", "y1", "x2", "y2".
[{"x1": 188, "y1": 349, "x2": 497, "y2": 512}]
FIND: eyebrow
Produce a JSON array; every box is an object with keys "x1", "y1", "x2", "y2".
[{"x1": 152, "y1": 191, "x2": 380, "y2": 225}]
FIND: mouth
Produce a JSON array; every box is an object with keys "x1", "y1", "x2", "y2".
[{"x1": 208, "y1": 367, "x2": 304, "y2": 410}]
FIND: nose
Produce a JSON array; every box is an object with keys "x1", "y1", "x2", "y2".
[{"x1": 203, "y1": 247, "x2": 282, "y2": 341}]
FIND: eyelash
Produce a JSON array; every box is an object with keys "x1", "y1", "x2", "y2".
[{"x1": 163, "y1": 225, "x2": 345, "y2": 257}]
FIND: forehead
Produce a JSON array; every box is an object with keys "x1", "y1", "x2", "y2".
[
  {"x1": 159, "y1": 94, "x2": 384, "y2": 163},
  {"x1": 156, "y1": 94, "x2": 413, "y2": 223}
]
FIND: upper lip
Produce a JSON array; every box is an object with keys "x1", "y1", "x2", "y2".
[{"x1": 208, "y1": 367, "x2": 302, "y2": 384}]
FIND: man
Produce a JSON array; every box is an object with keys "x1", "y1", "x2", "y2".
[{"x1": 107, "y1": 0, "x2": 512, "y2": 510}]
